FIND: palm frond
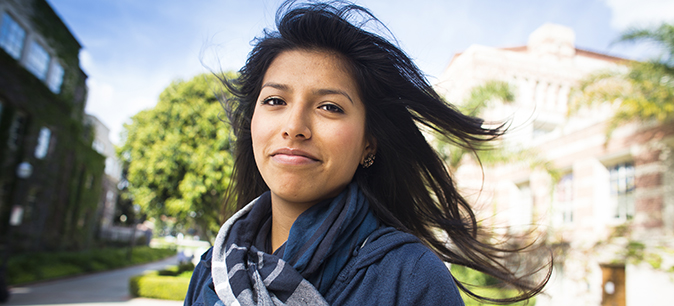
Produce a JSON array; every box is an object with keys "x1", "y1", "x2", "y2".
[
  {"x1": 618, "y1": 23, "x2": 674, "y2": 66},
  {"x1": 461, "y1": 80, "x2": 515, "y2": 115}
]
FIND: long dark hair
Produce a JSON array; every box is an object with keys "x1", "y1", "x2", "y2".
[{"x1": 221, "y1": 0, "x2": 551, "y2": 303}]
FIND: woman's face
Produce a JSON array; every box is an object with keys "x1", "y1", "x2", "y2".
[{"x1": 251, "y1": 49, "x2": 374, "y2": 208}]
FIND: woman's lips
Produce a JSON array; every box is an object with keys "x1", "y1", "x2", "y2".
[
  {"x1": 272, "y1": 154, "x2": 317, "y2": 165},
  {"x1": 271, "y1": 148, "x2": 319, "y2": 165}
]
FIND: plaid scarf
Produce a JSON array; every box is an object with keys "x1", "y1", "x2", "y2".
[{"x1": 209, "y1": 182, "x2": 378, "y2": 305}]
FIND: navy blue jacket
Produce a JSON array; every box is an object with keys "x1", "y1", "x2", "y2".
[{"x1": 184, "y1": 227, "x2": 465, "y2": 305}]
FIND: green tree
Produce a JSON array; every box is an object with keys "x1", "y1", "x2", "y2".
[
  {"x1": 570, "y1": 23, "x2": 674, "y2": 134},
  {"x1": 119, "y1": 73, "x2": 235, "y2": 240}
]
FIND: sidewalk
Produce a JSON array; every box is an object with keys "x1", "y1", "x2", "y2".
[{"x1": 6, "y1": 256, "x2": 184, "y2": 306}]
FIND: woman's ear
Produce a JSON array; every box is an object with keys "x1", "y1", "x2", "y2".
[{"x1": 362, "y1": 136, "x2": 377, "y2": 161}]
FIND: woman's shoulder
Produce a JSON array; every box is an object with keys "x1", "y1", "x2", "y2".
[
  {"x1": 183, "y1": 247, "x2": 213, "y2": 306},
  {"x1": 326, "y1": 227, "x2": 465, "y2": 305},
  {"x1": 351, "y1": 227, "x2": 434, "y2": 268},
  {"x1": 360, "y1": 227, "x2": 459, "y2": 282}
]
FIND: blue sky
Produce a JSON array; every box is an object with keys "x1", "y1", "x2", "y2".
[{"x1": 46, "y1": 0, "x2": 674, "y2": 144}]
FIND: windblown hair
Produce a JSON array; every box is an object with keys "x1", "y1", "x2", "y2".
[{"x1": 221, "y1": 0, "x2": 551, "y2": 303}]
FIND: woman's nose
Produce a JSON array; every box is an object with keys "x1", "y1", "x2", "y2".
[{"x1": 282, "y1": 106, "x2": 312, "y2": 140}]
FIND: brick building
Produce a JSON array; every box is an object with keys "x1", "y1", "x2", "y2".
[
  {"x1": 0, "y1": 0, "x2": 104, "y2": 251},
  {"x1": 436, "y1": 23, "x2": 674, "y2": 306}
]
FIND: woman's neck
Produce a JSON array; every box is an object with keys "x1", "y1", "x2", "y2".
[{"x1": 270, "y1": 193, "x2": 317, "y2": 252}]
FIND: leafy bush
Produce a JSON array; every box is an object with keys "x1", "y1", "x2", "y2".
[
  {"x1": 129, "y1": 274, "x2": 190, "y2": 300},
  {"x1": 451, "y1": 265, "x2": 500, "y2": 286},
  {"x1": 450, "y1": 265, "x2": 536, "y2": 306},
  {"x1": 40, "y1": 264, "x2": 83, "y2": 279},
  {"x1": 7, "y1": 247, "x2": 176, "y2": 285},
  {"x1": 129, "y1": 266, "x2": 194, "y2": 300},
  {"x1": 459, "y1": 287, "x2": 536, "y2": 306},
  {"x1": 129, "y1": 274, "x2": 143, "y2": 298},
  {"x1": 7, "y1": 273, "x2": 36, "y2": 285}
]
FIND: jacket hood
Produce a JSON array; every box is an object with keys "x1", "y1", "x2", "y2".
[{"x1": 351, "y1": 227, "x2": 422, "y2": 269}]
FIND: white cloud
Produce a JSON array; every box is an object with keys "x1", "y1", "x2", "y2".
[
  {"x1": 603, "y1": 0, "x2": 674, "y2": 29},
  {"x1": 86, "y1": 74, "x2": 173, "y2": 145},
  {"x1": 86, "y1": 78, "x2": 114, "y2": 108}
]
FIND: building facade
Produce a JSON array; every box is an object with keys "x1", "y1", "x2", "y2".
[
  {"x1": 0, "y1": 0, "x2": 104, "y2": 251},
  {"x1": 436, "y1": 23, "x2": 674, "y2": 306},
  {"x1": 86, "y1": 114, "x2": 122, "y2": 232},
  {"x1": 86, "y1": 113, "x2": 150, "y2": 246}
]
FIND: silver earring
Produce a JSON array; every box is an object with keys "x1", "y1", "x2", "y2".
[{"x1": 362, "y1": 154, "x2": 375, "y2": 168}]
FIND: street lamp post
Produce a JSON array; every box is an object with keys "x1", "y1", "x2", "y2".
[{"x1": 127, "y1": 204, "x2": 141, "y2": 261}]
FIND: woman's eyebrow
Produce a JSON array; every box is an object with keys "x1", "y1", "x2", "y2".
[
  {"x1": 314, "y1": 88, "x2": 354, "y2": 104},
  {"x1": 262, "y1": 82, "x2": 354, "y2": 105},
  {"x1": 261, "y1": 82, "x2": 290, "y2": 91}
]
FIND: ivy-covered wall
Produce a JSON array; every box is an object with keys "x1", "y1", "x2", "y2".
[
  {"x1": 0, "y1": 0, "x2": 104, "y2": 252},
  {"x1": 29, "y1": 0, "x2": 86, "y2": 111}
]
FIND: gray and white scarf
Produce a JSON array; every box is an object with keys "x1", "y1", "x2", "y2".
[{"x1": 208, "y1": 182, "x2": 378, "y2": 306}]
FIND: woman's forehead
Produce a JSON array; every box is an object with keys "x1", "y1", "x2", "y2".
[{"x1": 261, "y1": 49, "x2": 360, "y2": 98}]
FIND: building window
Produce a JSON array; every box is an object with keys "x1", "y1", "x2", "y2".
[
  {"x1": 34, "y1": 127, "x2": 51, "y2": 159},
  {"x1": 510, "y1": 183, "x2": 533, "y2": 228},
  {"x1": 532, "y1": 127, "x2": 550, "y2": 139},
  {"x1": 22, "y1": 187, "x2": 40, "y2": 223},
  {"x1": 7, "y1": 112, "x2": 26, "y2": 150},
  {"x1": 0, "y1": 12, "x2": 26, "y2": 60},
  {"x1": 25, "y1": 41, "x2": 50, "y2": 80},
  {"x1": 92, "y1": 139, "x2": 105, "y2": 154},
  {"x1": 609, "y1": 162, "x2": 635, "y2": 220},
  {"x1": 555, "y1": 174, "x2": 573, "y2": 224},
  {"x1": 46, "y1": 61, "x2": 64, "y2": 93}
]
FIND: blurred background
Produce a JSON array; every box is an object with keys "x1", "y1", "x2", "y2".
[{"x1": 0, "y1": 0, "x2": 673, "y2": 305}]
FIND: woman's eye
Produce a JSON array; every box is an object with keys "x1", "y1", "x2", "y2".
[
  {"x1": 262, "y1": 97, "x2": 285, "y2": 106},
  {"x1": 320, "y1": 104, "x2": 344, "y2": 113}
]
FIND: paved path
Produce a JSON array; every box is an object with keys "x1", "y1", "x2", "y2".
[{"x1": 6, "y1": 256, "x2": 184, "y2": 306}]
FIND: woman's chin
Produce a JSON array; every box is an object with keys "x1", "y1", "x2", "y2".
[{"x1": 269, "y1": 184, "x2": 346, "y2": 208}]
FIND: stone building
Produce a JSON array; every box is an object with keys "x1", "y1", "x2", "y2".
[
  {"x1": 86, "y1": 114, "x2": 122, "y2": 232},
  {"x1": 0, "y1": 0, "x2": 104, "y2": 251},
  {"x1": 435, "y1": 23, "x2": 674, "y2": 306},
  {"x1": 85, "y1": 114, "x2": 151, "y2": 246}
]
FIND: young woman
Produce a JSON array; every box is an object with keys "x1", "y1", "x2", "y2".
[{"x1": 184, "y1": 1, "x2": 550, "y2": 305}]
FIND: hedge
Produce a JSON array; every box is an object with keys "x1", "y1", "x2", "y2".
[
  {"x1": 129, "y1": 263, "x2": 194, "y2": 301},
  {"x1": 459, "y1": 287, "x2": 536, "y2": 306},
  {"x1": 451, "y1": 265, "x2": 537, "y2": 306},
  {"x1": 8, "y1": 246, "x2": 176, "y2": 285}
]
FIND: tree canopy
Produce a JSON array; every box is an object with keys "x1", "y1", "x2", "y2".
[
  {"x1": 570, "y1": 22, "x2": 674, "y2": 133},
  {"x1": 119, "y1": 73, "x2": 235, "y2": 239}
]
